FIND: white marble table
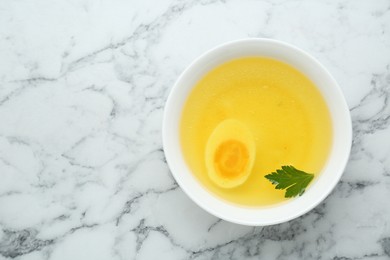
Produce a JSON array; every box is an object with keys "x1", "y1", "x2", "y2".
[{"x1": 0, "y1": 0, "x2": 389, "y2": 259}]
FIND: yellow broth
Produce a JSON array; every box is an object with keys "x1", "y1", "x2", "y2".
[{"x1": 180, "y1": 57, "x2": 332, "y2": 206}]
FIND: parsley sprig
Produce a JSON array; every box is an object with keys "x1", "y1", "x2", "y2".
[{"x1": 264, "y1": 165, "x2": 314, "y2": 198}]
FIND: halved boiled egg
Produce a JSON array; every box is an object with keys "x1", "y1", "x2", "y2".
[{"x1": 205, "y1": 119, "x2": 256, "y2": 188}]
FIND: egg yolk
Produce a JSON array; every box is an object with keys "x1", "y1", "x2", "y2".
[{"x1": 214, "y1": 140, "x2": 249, "y2": 178}]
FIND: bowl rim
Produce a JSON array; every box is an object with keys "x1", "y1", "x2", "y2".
[{"x1": 162, "y1": 38, "x2": 352, "y2": 226}]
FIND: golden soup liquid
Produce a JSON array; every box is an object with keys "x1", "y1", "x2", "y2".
[{"x1": 180, "y1": 57, "x2": 332, "y2": 207}]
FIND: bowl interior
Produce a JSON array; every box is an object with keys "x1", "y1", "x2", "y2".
[{"x1": 163, "y1": 39, "x2": 352, "y2": 226}]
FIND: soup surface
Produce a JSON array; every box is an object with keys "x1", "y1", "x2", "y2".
[{"x1": 180, "y1": 57, "x2": 332, "y2": 206}]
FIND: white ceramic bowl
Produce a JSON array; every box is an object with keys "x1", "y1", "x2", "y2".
[{"x1": 162, "y1": 38, "x2": 352, "y2": 226}]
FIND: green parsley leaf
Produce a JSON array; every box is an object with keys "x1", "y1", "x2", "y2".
[{"x1": 264, "y1": 165, "x2": 314, "y2": 198}]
